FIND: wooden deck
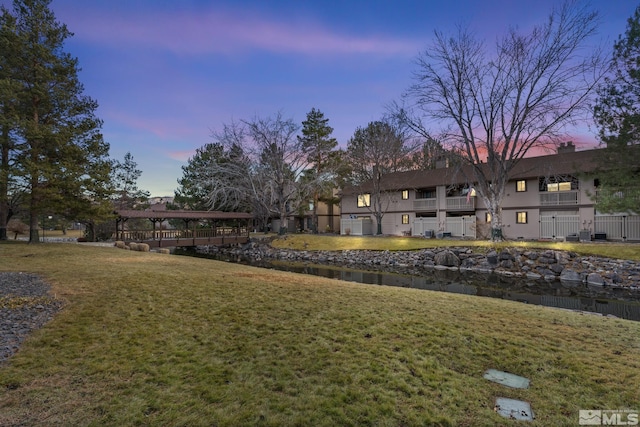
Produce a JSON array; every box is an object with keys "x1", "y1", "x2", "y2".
[
  {"x1": 118, "y1": 228, "x2": 249, "y2": 248},
  {"x1": 115, "y1": 208, "x2": 252, "y2": 248}
]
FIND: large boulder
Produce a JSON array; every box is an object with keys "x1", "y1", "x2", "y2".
[
  {"x1": 560, "y1": 269, "x2": 583, "y2": 286},
  {"x1": 587, "y1": 273, "x2": 605, "y2": 286},
  {"x1": 434, "y1": 250, "x2": 461, "y2": 267}
]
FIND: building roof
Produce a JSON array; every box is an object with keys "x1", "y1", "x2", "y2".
[{"x1": 342, "y1": 148, "x2": 601, "y2": 195}]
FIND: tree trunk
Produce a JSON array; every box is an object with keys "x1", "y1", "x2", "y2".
[
  {"x1": 488, "y1": 203, "x2": 503, "y2": 242},
  {"x1": 279, "y1": 206, "x2": 288, "y2": 235},
  {"x1": 29, "y1": 211, "x2": 40, "y2": 243},
  {"x1": 312, "y1": 193, "x2": 319, "y2": 234},
  {"x1": 0, "y1": 124, "x2": 9, "y2": 241}
]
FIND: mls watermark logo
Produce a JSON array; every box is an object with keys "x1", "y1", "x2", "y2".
[{"x1": 579, "y1": 410, "x2": 639, "y2": 425}]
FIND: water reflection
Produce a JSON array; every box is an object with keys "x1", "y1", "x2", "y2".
[{"x1": 180, "y1": 250, "x2": 640, "y2": 321}]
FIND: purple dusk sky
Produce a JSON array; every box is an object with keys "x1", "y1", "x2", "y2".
[{"x1": 10, "y1": 1, "x2": 640, "y2": 196}]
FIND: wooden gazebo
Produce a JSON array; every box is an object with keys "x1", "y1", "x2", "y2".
[{"x1": 115, "y1": 206, "x2": 253, "y2": 248}]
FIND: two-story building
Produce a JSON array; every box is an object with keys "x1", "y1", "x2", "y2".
[{"x1": 340, "y1": 143, "x2": 640, "y2": 241}]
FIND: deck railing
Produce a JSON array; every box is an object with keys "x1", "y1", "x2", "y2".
[
  {"x1": 413, "y1": 198, "x2": 437, "y2": 211},
  {"x1": 539, "y1": 191, "x2": 579, "y2": 206},
  {"x1": 118, "y1": 226, "x2": 249, "y2": 242},
  {"x1": 446, "y1": 196, "x2": 475, "y2": 211}
]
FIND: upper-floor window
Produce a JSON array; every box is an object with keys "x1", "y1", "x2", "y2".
[
  {"x1": 547, "y1": 182, "x2": 572, "y2": 192},
  {"x1": 401, "y1": 190, "x2": 409, "y2": 200},
  {"x1": 416, "y1": 188, "x2": 436, "y2": 199},
  {"x1": 486, "y1": 212, "x2": 492, "y2": 223},
  {"x1": 357, "y1": 193, "x2": 371, "y2": 208},
  {"x1": 516, "y1": 180, "x2": 527, "y2": 192},
  {"x1": 539, "y1": 175, "x2": 578, "y2": 192}
]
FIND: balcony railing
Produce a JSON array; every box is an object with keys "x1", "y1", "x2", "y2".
[
  {"x1": 413, "y1": 198, "x2": 437, "y2": 211},
  {"x1": 539, "y1": 191, "x2": 579, "y2": 206},
  {"x1": 446, "y1": 196, "x2": 475, "y2": 211}
]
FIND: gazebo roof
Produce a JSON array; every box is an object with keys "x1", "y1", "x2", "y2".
[{"x1": 115, "y1": 208, "x2": 252, "y2": 220}]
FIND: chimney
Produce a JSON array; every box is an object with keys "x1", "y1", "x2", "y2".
[
  {"x1": 557, "y1": 141, "x2": 575, "y2": 154},
  {"x1": 435, "y1": 156, "x2": 448, "y2": 169}
]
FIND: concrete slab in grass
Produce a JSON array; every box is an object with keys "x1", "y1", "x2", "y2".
[
  {"x1": 483, "y1": 369, "x2": 530, "y2": 389},
  {"x1": 494, "y1": 397, "x2": 534, "y2": 421}
]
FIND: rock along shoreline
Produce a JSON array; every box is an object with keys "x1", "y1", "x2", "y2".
[{"x1": 198, "y1": 239, "x2": 640, "y2": 292}]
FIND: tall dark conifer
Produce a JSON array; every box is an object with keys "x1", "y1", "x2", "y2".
[
  {"x1": 592, "y1": 6, "x2": 640, "y2": 214},
  {"x1": 298, "y1": 108, "x2": 338, "y2": 233},
  {"x1": 3, "y1": 0, "x2": 111, "y2": 242}
]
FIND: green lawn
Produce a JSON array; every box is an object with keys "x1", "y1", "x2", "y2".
[{"x1": 0, "y1": 242, "x2": 638, "y2": 426}]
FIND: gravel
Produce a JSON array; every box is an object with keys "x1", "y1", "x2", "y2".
[{"x1": 0, "y1": 272, "x2": 64, "y2": 365}]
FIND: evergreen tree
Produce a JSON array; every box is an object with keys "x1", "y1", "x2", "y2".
[
  {"x1": 112, "y1": 152, "x2": 149, "y2": 210},
  {"x1": 3, "y1": 0, "x2": 112, "y2": 243},
  {"x1": 592, "y1": 6, "x2": 640, "y2": 214},
  {"x1": 174, "y1": 142, "x2": 250, "y2": 212},
  {"x1": 0, "y1": 10, "x2": 20, "y2": 239},
  {"x1": 297, "y1": 108, "x2": 339, "y2": 233}
]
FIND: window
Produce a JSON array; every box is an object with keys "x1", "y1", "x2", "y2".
[
  {"x1": 539, "y1": 175, "x2": 578, "y2": 192},
  {"x1": 416, "y1": 188, "x2": 436, "y2": 199},
  {"x1": 516, "y1": 211, "x2": 528, "y2": 224},
  {"x1": 516, "y1": 180, "x2": 527, "y2": 192},
  {"x1": 547, "y1": 182, "x2": 572, "y2": 192},
  {"x1": 401, "y1": 214, "x2": 409, "y2": 224},
  {"x1": 486, "y1": 212, "x2": 492, "y2": 223},
  {"x1": 401, "y1": 190, "x2": 409, "y2": 200},
  {"x1": 357, "y1": 193, "x2": 371, "y2": 208}
]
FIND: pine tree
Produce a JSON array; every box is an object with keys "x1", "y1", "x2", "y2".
[
  {"x1": 0, "y1": 9, "x2": 20, "y2": 239},
  {"x1": 112, "y1": 152, "x2": 149, "y2": 210},
  {"x1": 3, "y1": 0, "x2": 112, "y2": 242},
  {"x1": 297, "y1": 108, "x2": 338, "y2": 233},
  {"x1": 592, "y1": 6, "x2": 640, "y2": 214}
]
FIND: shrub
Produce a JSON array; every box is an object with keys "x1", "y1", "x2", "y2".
[{"x1": 7, "y1": 219, "x2": 28, "y2": 240}]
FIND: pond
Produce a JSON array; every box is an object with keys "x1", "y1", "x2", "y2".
[{"x1": 177, "y1": 249, "x2": 640, "y2": 321}]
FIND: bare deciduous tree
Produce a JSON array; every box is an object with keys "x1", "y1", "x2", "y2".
[
  {"x1": 199, "y1": 112, "x2": 324, "y2": 234},
  {"x1": 401, "y1": 1, "x2": 606, "y2": 240},
  {"x1": 345, "y1": 120, "x2": 417, "y2": 235}
]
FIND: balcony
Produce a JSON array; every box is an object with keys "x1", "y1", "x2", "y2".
[
  {"x1": 446, "y1": 196, "x2": 475, "y2": 211},
  {"x1": 413, "y1": 198, "x2": 436, "y2": 211},
  {"x1": 539, "y1": 191, "x2": 579, "y2": 206}
]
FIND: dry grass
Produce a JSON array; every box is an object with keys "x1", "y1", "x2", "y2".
[{"x1": 0, "y1": 242, "x2": 638, "y2": 426}]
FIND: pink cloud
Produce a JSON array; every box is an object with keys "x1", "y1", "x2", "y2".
[
  {"x1": 166, "y1": 149, "x2": 197, "y2": 162},
  {"x1": 57, "y1": 4, "x2": 420, "y2": 57},
  {"x1": 104, "y1": 110, "x2": 197, "y2": 139}
]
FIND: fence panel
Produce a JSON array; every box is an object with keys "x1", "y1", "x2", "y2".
[
  {"x1": 595, "y1": 215, "x2": 623, "y2": 239},
  {"x1": 539, "y1": 215, "x2": 579, "y2": 239},
  {"x1": 463, "y1": 217, "x2": 477, "y2": 239},
  {"x1": 595, "y1": 215, "x2": 640, "y2": 240},
  {"x1": 412, "y1": 218, "x2": 439, "y2": 236},
  {"x1": 444, "y1": 217, "x2": 476, "y2": 238},
  {"x1": 446, "y1": 218, "x2": 463, "y2": 236},
  {"x1": 539, "y1": 216, "x2": 554, "y2": 239},
  {"x1": 628, "y1": 216, "x2": 640, "y2": 240},
  {"x1": 340, "y1": 218, "x2": 373, "y2": 235}
]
